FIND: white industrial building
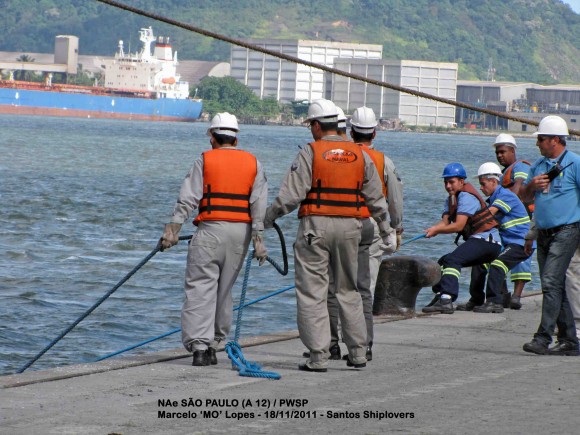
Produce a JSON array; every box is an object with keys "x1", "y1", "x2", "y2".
[
  {"x1": 230, "y1": 39, "x2": 382, "y2": 103},
  {"x1": 332, "y1": 59, "x2": 458, "y2": 127}
]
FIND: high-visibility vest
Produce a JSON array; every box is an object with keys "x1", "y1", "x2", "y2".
[
  {"x1": 358, "y1": 144, "x2": 387, "y2": 218},
  {"x1": 298, "y1": 139, "x2": 366, "y2": 218},
  {"x1": 194, "y1": 148, "x2": 257, "y2": 225},
  {"x1": 448, "y1": 182, "x2": 498, "y2": 241}
]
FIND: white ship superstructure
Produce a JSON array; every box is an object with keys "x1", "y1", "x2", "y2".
[{"x1": 100, "y1": 27, "x2": 190, "y2": 99}]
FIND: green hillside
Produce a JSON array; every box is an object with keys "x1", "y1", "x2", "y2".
[{"x1": 1, "y1": 0, "x2": 579, "y2": 84}]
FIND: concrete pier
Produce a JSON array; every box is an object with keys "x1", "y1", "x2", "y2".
[{"x1": 1, "y1": 294, "x2": 578, "y2": 434}]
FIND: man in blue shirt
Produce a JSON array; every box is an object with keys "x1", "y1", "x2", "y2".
[
  {"x1": 422, "y1": 163, "x2": 502, "y2": 314},
  {"x1": 460, "y1": 162, "x2": 533, "y2": 313},
  {"x1": 493, "y1": 134, "x2": 534, "y2": 309},
  {"x1": 521, "y1": 115, "x2": 580, "y2": 356}
]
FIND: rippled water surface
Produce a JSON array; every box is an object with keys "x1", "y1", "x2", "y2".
[{"x1": 0, "y1": 115, "x2": 543, "y2": 374}]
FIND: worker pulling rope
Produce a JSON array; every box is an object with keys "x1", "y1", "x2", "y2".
[{"x1": 95, "y1": 0, "x2": 580, "y2": 136}]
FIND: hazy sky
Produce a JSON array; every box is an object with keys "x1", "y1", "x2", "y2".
[{"x1": 564, "y1": 0, "x2": 580, "y2": 13}]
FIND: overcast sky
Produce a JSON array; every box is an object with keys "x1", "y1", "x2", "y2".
[{"x1": 564, "y1": 0, "x2": 580, "y2": 13}]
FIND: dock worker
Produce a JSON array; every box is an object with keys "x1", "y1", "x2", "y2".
[
  {"x1": 316, "y1": 106, "x2": 404, "y2": 362},
  {"x1": 160, "y1": 112, "x2": 268, "y2": 366},
  {"x1": 422, "y1": 163, "x2": 502, "y2": 314},
  {"x1": 521, "y1": 115, "x2": 580, "y2": 356},
  {"x1": 493, "y1": 133, "x2": 534, "y2": 309},
  {"x1": 458, "y1": 162, "x2": 533, "y2": 313},
  {"x1": 264, "y1": 99, "x2": 395, "y2": 372},
  {"x1": 336, "y1": 106, "x2": 347, "y2": 138}
]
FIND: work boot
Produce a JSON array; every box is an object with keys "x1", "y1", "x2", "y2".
[
  {"x1": 523, "y1": 340, "x2": 549, "y2": 355},
  {"x1": 422, "y1": 297, "x2": 454, "y2": 314},
  {"x1": 502, "y1": 292, "x2": 512, "y2": 309},
  {"x1": 206, "y1": 347, "x2": 218, "y2": 365},
  {"x1": 346, "y1": 356, "x2": 366, "y2": 369},
  {"x1": 366, "y1": 346, "x2": 373, "y2": 362},
  {"x1": 473, "y1": 300, "x2": 504, "y2": 313},
  {"x1": 510, "y1": 296, "x2": 522, "y2": 310},
  {"x1": 547, "y1": 341, "x2": 580, "y2": 356},
  {"x1": 298, "y1": 363, "x2": 327, "y2": 373},
  {"x1": 456, "y1": 300, "x2": 480, "y2": 311},
  {"x1": 329, "y1": 343, "x2": 341, "y2": 360},
  {"x1": 192, "y1": 350, "x2": 209, "y2": 366},
  {"x1": 425, "y1": 293, "x2": 441, "y2": 307}
]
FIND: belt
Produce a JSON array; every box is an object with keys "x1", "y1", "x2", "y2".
[{"x1": 538, "y1": 222, "x2": 579, "y2": 238}]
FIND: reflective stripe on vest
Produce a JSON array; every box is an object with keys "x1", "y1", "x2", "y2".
[
  {"x1": 298, "y1": 140, "x2": 365, "y2": 218},
  {"x1": 194, "y1": 148, "x2": 257, "y2": 225}
]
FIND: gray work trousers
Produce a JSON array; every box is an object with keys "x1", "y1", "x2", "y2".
[
  {"x1": 181, "y1": 221, "x2": 251, "y2": 352},
  {"x1": 295, "y1": 215, "x2": 367, "y2": 369},
  {"x1": 329, "y1": 217, "x2": 375, "y2": 347},
  {"x1": 565, "y1": 241, "x2": 580, "y2": 324}
]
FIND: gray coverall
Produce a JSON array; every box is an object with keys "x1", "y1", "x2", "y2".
[
  {"x1": 265, "y1": 135, "x2": 389, "y2": 369},
  {"x1": 170, "y1": 146, "x2": 267, "y2": 352},
  {"x1": 329, "y1": 148, "x2": 403, "y2": 348}
]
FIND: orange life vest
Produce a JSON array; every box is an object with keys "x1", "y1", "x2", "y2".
[
  {"x1": 502, "y1": 160, "x2": 534, "y2": 216},
  {"x1": 298, "y1": 140, "x2": 366, "y2": 218},
  {"x1": 448, "y1": 182, "x2": 498, "y2": 241},
  {"x1": 358, "y1": 144, "x2": 388, "y2": 218},
  {"x1": 194, "y1": 148, "x2": 257, "y2": 225}
]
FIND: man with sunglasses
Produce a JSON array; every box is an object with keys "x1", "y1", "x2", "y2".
[{"x1": 521, "y1": 115, "x2": 580, "y2": 356}]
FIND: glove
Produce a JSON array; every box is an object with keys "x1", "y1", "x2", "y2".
[
  {"x1": 252, "y1": 230, "x2": 268, "y2": 266},
  {"x1": 377, "y1": 219, "x2": 396, "y2": 254},
  {"x1": 396, "y1": 233, "x2": 402, "y2": 252},
  {"x1": 160, "y1": 223, "x2": 182, "y2": 251}
]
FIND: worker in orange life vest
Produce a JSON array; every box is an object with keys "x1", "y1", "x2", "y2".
[
  {"x1": 493, "y1": 133, "x2": 533, "y2": 309},
  {"x1": 264, "y1": 99, "x2": 395, "y2": 372},
  {"x1": 313, "y1": 106, "x2": 404, "y2": 363},
  {"x1": 422, "y1": 163, "x2": 502, "y2": 314},
  {"x1": 160, "y1": 112, "x2": 268, "y2": 367}
]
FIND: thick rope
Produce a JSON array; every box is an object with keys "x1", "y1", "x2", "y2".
[
  {"x1": 17, "y1": 235, "x2": 192, "y2": 373},
  {"x1": 95, "y1": 0, "x2": 580, "y2": 136}
]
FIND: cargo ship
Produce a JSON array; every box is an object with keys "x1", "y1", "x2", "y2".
[{"x1": 0, "y1": 27, "x2": 202, "y2": 122}]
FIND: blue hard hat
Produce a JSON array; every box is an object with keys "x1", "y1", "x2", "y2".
[{"x1": 441, "y1": 162, "x2": 467, "y2": 179}]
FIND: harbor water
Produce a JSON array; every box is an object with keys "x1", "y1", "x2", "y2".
[{"x1": 0, "y1": 115, "x2": 543, "y2": 375}]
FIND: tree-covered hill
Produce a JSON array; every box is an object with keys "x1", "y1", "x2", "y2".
[{"x1": 1, "y1": 0, "x2": 579, "y2": 84}]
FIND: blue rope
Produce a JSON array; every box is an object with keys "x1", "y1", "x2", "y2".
[
  {"x1": 225, "y1": 249, "x2": 282, "y2": 380},
  {"x1": 401, "y1": 233, "x2": 427, "y2": 246},
  {"x1": 95, "y1": 284, "x2": 295, "y2": 362}
]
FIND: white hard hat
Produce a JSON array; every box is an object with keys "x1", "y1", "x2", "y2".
[
  {"x1": 336, "y1": 107, "x2": 347, "y2": 129},
  {"x1": 350, "y1": 106, "x2": 377, "y2": 134},
  {"x1": 493, "y1": 133, "x2": 517, "y2": 149},
  {"x1": 533, "y1": 115, "x2": 569, "y2": 137},
  {"x1": 207, "y1": 112, "x2": 239, "y2": 137},
  {"x1": 476, "y1": 162, "x2": 503, "y2": 181},
  {"x1": 304, "y1": 99, "x2": 339, "y2": 123}
]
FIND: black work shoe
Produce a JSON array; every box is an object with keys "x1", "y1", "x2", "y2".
[
  {"x1": 422, "y1": 297, "x2": 454, "y2": 314},
  {"x1": 346, "y1": 357, "x2": 366, "y2": 369},
  {"x1": 298, "y1": 363, "x2": 327, "y2": 373},
  {"x1": 192, "y1": 350, "x2": 209, "y2": 366},
  {"x1": 366, "y1": 346, "x2": 373, "y2": 362},
  {"x1": 456, "y1": 300, "x2": 480, "y2": 311},
  {"x1": 425, "y1": 293, "x2": 441, "y2": 307},
  {"x1": 329, "y1": 343, "x2": 342, "y2": 360},
  {"x1": 510, "y1": 296, "x2": 522, "y2": 310},
  {"x1": 547, "y1": 341, "x2": 580, "y2": 356},
  {"x1": 502, "y1": 291, "x2": 512, "y2": 309},
  {"x1": 523, "y1": 340, "x2": 549, "y2": 355},
  {"x1": 206, "y1": 347, "x2": 218, "y2": 365},
  {"x1": 473, "y1": 300, "x2": 504, "y2": 313}
]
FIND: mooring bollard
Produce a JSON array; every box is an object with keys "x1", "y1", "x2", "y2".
[{"x1": 373, "y1": 255, "x2": 441, "y2": 316}]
